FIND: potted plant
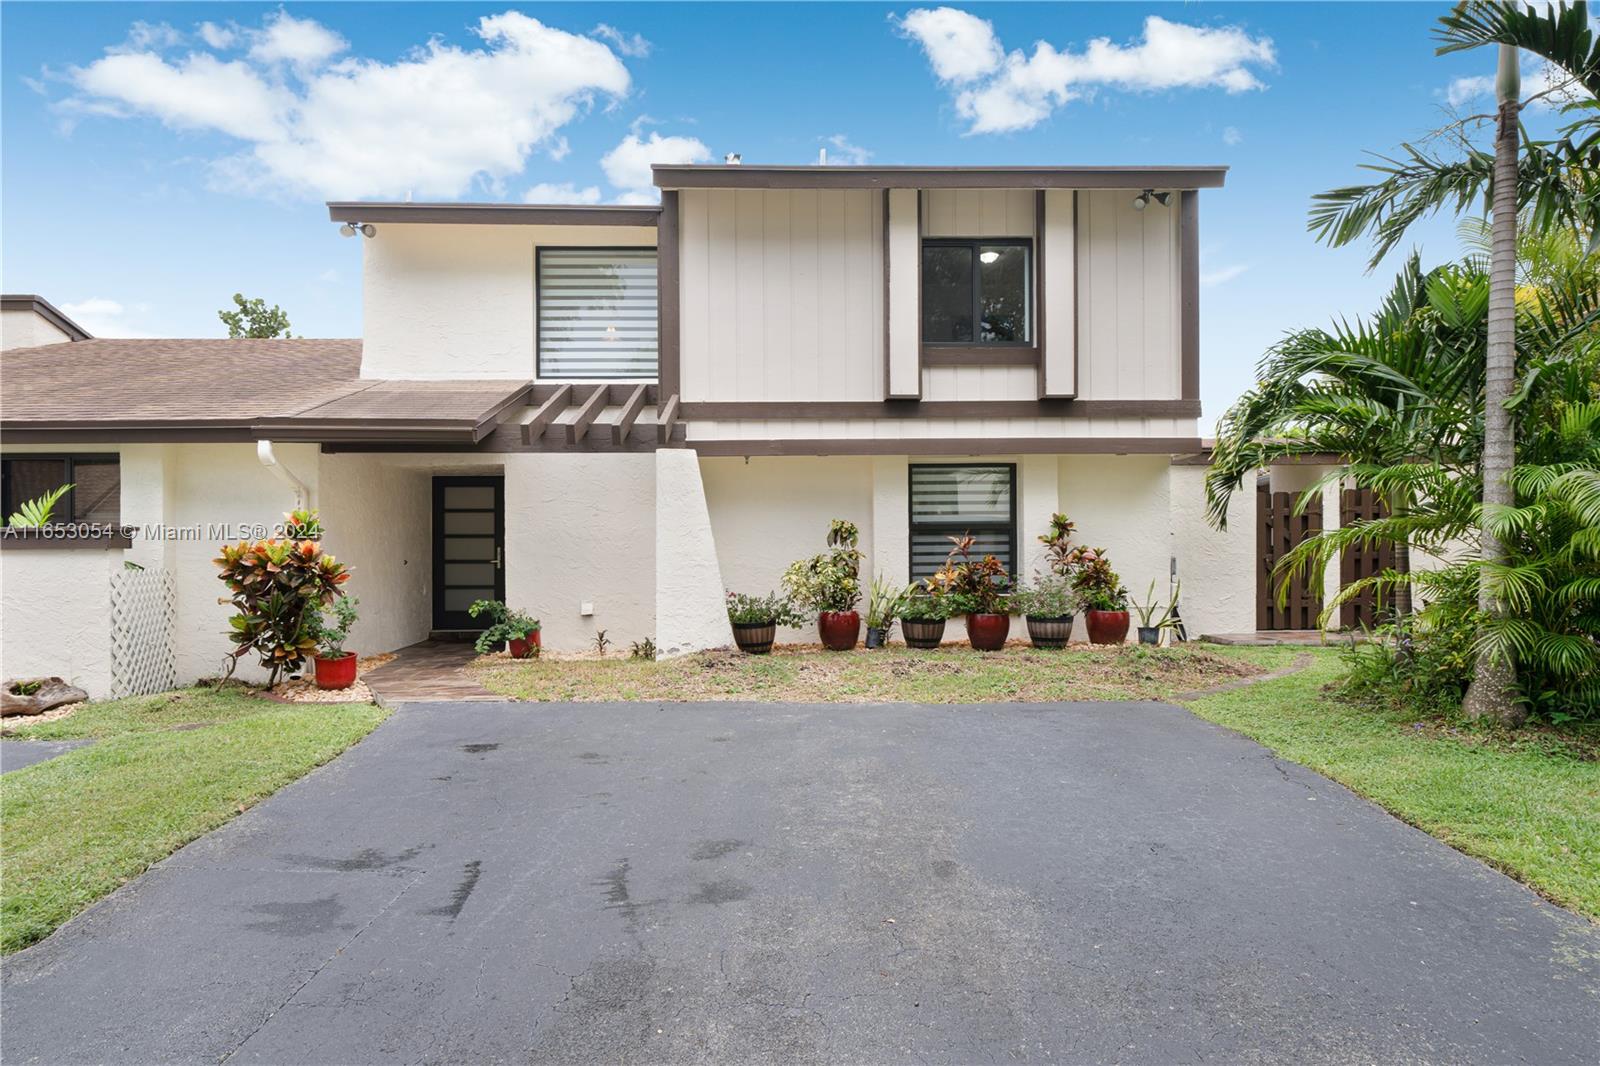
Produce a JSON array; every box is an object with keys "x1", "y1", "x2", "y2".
[
  {"x1": 1130, "y1": 580, "x2": 1182, "y2": 646},
  {"x1": 899, "y1": 587, "x2": 949, "y2": 649},
  {"x1": 1016, "y1": 574, "x2": 1076, "y2": 649},
  {"x1": 310, "y1": 596, "x2": 360, "y2": 690},
  {"x1": 928, "y1": 534, "x2": 1013, "y2": 652},
  {"x1": 726, "y1": 591, "x2": 804, "y2": 655},
  {"x1": 864, "y1": 575, "x2": 910, "y2": 649},
  {"x1": 215, "y1": 527, "x2": 350, "y2": 686},
  {"x1": 1064, "y1": 546, "x2": 1129, "y2": 645},
  {"x1": 782, "y1": 519, "x2": 865, "y2": 651},
  {"x1": 468, "y1": 599, "x2": 542, "y2": 658}
]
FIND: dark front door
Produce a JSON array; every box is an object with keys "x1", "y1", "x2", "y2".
[{"x1": 433, "y1": 476, "x2": 504, "y2": 631}]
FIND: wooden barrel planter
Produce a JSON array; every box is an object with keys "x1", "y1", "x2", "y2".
[
  {"x1": 901, "y1": 618, "x2": 946, "y2": 650},
  {"x1": 732, "y1": 622, "x2": 777, "y2": 655},
  {"x1": 1025, "y1": 615, "x2": 1073, "y2": 650}
]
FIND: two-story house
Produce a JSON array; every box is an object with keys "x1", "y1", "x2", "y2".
[{"x1": 1, "y1": 164, "x2": 1270, "y2": 696}]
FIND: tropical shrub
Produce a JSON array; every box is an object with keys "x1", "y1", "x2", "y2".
[
  {"x1": 282, "y1": 507, "x2": 322, "y2": 538},
  {"x1": 1062, "y1": 545, "x2": 1127, "y2": 611},
  {"x1": 927, "y1": 533, "x2": 1012, "y2": 616},
  {"x1": 467, "y1": 599, "x2": 541, "y2": 655},
  {"x1": 866, "y1": 575, "x2": 911, "y2": 630},
  {"x1": 1016, "y1": 574, "x2": 1077, "y2": 618},
  {"x1": 726, "y1": 591, "x2": 805, "y2": 627},
  {"x1": 782, "y1": 519, "x2": 864, "y2": 612},
  {"x1": 215, "y1": 530, "x2": 350, "y2": 684},
  {"x1": 1038, "y1": 513, "x2": 1078, "y2": 576},
  {"x1": 900, "y1": 587, "x2": 950, "y2": 621}
]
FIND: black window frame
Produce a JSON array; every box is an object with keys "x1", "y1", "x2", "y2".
[
  {"x1": 920, "y1": 238, "x2": 1034, "y2": 347},
  {"x1": 536, "y1": 244, "x2": 661, "y2": 382},
  {"x1": 907, "y1": 462, "x2": 1019, "y2": 581},
  {"x1": 1, "y1": 453, "x2": 121, "y2": 526}
]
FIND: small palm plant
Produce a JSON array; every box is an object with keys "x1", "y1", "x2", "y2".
[{"x1": 7, "y1": 484, "x2": 72, "y2": 528}]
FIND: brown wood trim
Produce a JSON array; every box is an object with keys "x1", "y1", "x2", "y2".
[
  {"x1": 565, "y1": 385, "x2": 609, "y2": 444},
  {"x1": 679, "y1": 399, "x2": 1200, "y2": 419},
  {"x1": 656, "y1": 394, "x2": 680, "y2": 445},
  {"x1": 688, "y1": 436, "x2": 1204, "y2": 457},
  {"x1": 2, "y1": 423, "x2": 257, "y2": 444},
  {"x1": 1180, "y1": 190, "x2": 1200, "y2": 401},
  {"x1": 522, "y1": 384, "x2": 573, "y2": 443},
  {"x1": 652, "y1": 165, "x2": 1229, "y2": 191},
  {"x1": 469, "y1": 384, "x2": 534, "y2": 442},
  {"x1": 881, "y1": 189, "x2": 891, "y2": 399},
  {"x1": 922, "y1": 346, "x2": 1039, "y2": 367},
  {"x1": 1035, "y1": 189, "x2": 1047, "y2": 399},
  {"x1": 657, "y1": 190, "x2": 680, "y2": 398},
  {"x1": 325, "y1": 202, "x2": 660, "y2": 227},
  {"x1": 1072, "y1": 191, "x2": 1081, "y2": 399},
  {"x1": 321, "y1": 422, "x2": 688, "y2": 454},
  {"x1": 611, "y1": 384, "x2": 648, "y2": 445},
  {"x1": 0, "y1": 526, "x2": 135, "y2": 550}
]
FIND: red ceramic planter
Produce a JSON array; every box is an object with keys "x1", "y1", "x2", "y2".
[
  {"x1": 313, "y1": 651, "x2": 358, "y2": 690},
  {"x1": 817, "y1": 611, "x2": 861, "y2": 651},
  {"x1": 1085, "y1": 610, "x2": 1130, "y2": 645},
  {"x1": 966, "y1": 613, "x2": 1010, "y2": 651},
  {"x1": 508, "y1": 631, "x2": 541, "y2": 659}
]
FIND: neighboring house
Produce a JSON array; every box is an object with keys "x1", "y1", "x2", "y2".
[
  {"x1": 2, "y1": 163, "x2": 1334, "y2": 696},
  {"x1": 1, "y1": 294, "x2": 91, "y2": 351}
]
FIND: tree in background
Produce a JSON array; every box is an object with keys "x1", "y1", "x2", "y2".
[{"x1": 218, "y1": 293, "x2": 294, "y2": 339}]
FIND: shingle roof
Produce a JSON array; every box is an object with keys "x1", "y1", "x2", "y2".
[{"x1": 0, "y1": 338, "x2": 529, "y2": 443}]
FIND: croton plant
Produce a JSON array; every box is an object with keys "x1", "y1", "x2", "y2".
[{"x1": 215, "y1": 518, "x2": 350, "y2": 683}]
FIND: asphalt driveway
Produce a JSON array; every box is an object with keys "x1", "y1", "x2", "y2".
[{"x1": 3, "y1": 699, "x2": 1596, "y2": 1064}]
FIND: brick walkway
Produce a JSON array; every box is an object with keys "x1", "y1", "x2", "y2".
[{"x1": 363, "y1": 641, "x2": 503, "y2": 704}]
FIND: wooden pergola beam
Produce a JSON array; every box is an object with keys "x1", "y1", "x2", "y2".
[
  {"x1": 611, "y1": 384, "x2": 648, "y2": 445},
  {"x1": 566, "y1": 385, "x2": 609, "y2": 444},
  {"x1": 522, "y1": 383, "x2": 572, "y2": 443},
  {"x1": 656, "y1": 394, "x2": 680, "y2": 445}
]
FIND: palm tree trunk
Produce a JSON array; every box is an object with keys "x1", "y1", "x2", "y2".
[{"x1": 1463, "y1": 44, "x2": 1524, "y2": 727}]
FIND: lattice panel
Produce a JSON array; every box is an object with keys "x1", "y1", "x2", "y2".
[{"x1": 110, "y1": 567, "x2": 177, "y2": 697}]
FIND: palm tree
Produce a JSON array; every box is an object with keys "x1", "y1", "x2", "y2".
[{"x1": 1305, "y1": 1, "x2": 1598, "y2": 725}]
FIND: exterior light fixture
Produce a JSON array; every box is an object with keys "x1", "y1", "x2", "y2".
[
  {"x1": 1131, "y1": 190, "x2": 1172, "y2": 211},
  {"x1": 339, "y1": 222, "x2": 377, "y2": 238}
]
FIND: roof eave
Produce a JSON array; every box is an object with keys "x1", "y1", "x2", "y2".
[
  {"x1": 651, "y1": 165, "x2": 1229, "y2": 191},
  {"x1": 325, "y1": 202, "x2": 661, "y2": 227}
]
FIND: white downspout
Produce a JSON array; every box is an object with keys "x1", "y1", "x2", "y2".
[{"x1": 256, "y1": 440, "x2": 313, "y2": 511}]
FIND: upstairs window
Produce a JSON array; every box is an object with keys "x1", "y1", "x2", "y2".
[
  {"x1": 921, "y1": 239, "x2": 1031, "y2": 345},
  {"x1": 537, "y1": 247, "x2": 658, "y2": 380},
  {"x1": 1, "y1": 454, "x2": 120, "y2": 526},
  {"x1": 909, "y1": 463, "x2": 1016, "y2": 580}
]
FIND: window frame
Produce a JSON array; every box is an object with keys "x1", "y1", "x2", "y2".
[
  {"x1": 0, "y1": 453, "x2": 120, "y2": 526},
  {"x1": 919, "y1": 238, "x2": 1034, "y2": 348},
  {"x1": 907, "y1": 462, "x2": 1019, "y2": 581},
  {"x1": 535, "y1": 244, "x2": 661, "y2": 382}
]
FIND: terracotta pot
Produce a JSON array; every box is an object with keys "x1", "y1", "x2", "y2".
[
  {"x1": 966, "y1": 613, "x2": 1010, "y2": 651},
  {"x1": 1085, "y1": 610, "x2": 1130, "y2": 645},
  {"x1": 901, "y1": 618, "x2": 946, "y2": 650},
  {"x1": 817, "y1": 611, "x2": 860, "y2": 651},
  {"x1": 1026, "y1": 615, "x2": 1074, "y2": 650},
  {"x1": 313, "y1": 651, "x2": 358, "y2": 690},
  {"x1": 732, "y1": 622, "x2": 776, "y2": 655},
  {"x1": 508, "y1": 631, "x2": 541, "y2": 659},
  {"x1": 1137, "y1": 626, "x2": 1161, "y2": 646}
]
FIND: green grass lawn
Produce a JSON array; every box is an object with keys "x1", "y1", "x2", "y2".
[
  {"x1": 1184, "y1": 649, "x2": 1600, "y2": 921},
  {"x1": 1, "y1": 686, "x2": 386, "y2": 954}
]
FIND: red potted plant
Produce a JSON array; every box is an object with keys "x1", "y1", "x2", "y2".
[
  {"x1": 782, "y1": 519, "x2": 864, "y2": 651},
  {"x1": 468, "y1": 600, "x2": 542, "y2": 659},
  {"x1": 310, "y1": 595, "x2": 360, "y2": 689},
  {"x1": 928, "y1": 534, "x2": 1013, "y2": 652},
  {"x1": 1064, "y1": 546, "x2": 1129, "y2": 645}
]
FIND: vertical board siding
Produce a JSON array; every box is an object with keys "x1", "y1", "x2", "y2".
[
  {"x1": 1077, "y1": 191, "x2": 1181, "y2": 401},
  {"x1": 886, "y1": 189, "x2": 921, "y2": 398},
  {"x1": 1040, "y1": 189, "x2": 1077, "y2": 397},
  {"x1": 922, "y1": 189, "x2": 1035, "y2": 237}
]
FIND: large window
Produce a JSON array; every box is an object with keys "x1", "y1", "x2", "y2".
[
  {"x1": 921, "y1": 239, "x2": 1031, "y2": 345},
  {"x1": 908, "y1": 463, "x2": 1016, "y2": 580},
  {"x1": 537, "y1": 247, "x2": 658, "y2": 380},
  {"x1": 1, "y1": 455, "x2": 120, "y2": 526}
]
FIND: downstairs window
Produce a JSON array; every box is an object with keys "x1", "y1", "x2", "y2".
[
  {"x1": 908, "y1": 463, "x2": 1016, "y2": 580},
  {"x1": 1, "y1": 454, "x2": 120, "y2": 526}
]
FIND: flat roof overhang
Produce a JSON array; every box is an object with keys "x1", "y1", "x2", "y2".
[
  {"x1": 652, "y1": 165, "x2": 1228, "y2": 191},
  {"x1": 325, "y1": 202, "x2": 660, "y2": 227}
]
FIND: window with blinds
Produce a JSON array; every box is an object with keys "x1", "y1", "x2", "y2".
[
  {"x1": 537, "y1": 247, "x2": 659, "y2": 380},
  {"x1": 908, "y1": 464, "x2": 1016, "y2": 580}
]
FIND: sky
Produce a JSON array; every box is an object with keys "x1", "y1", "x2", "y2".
[{"x1": 0, "y1": 2, "x2": 1568, "y2": 424}]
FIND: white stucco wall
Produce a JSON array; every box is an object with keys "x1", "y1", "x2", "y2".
[
  {"x1": 1060, "y1": 455, "x2": 1172, "y2": 639},
  {"x1": 503, "y1": 452, "x2": 655, "y2": 653},
  {"x1": 360, "y1": 223, "x2": 657, "y2": 380},
  {"x1": 0, "y1": 548, "x2": 116, "y2": 696},
  {"x1": 1167, "y1": 464, "x2": 1256, "y2": 638},
  {"x1": 1, "y1": 308, "x2": 72, "y2": 351},
  {"x1": 318, "y1": 454, "x2": 434, "y2": 657},
  {"x1": 655, "y1": 449, "x2": 733, "y2": 657}
]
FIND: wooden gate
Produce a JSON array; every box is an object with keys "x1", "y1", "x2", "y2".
[
  {"x1": 1257, "y1": 483, "x2": 1323, "y2": 630},
  {"x1": 1339, "y1": 488, "x2": 1397, "y2": 630}
]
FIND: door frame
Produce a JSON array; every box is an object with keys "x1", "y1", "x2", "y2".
[{"x1": 431, "y1": 475, "x2": 505, "y2": 631}]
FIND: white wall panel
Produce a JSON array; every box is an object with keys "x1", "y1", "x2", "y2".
[{"x1": 1077, "y1": 191, "x2": 1180, "y2": 400}]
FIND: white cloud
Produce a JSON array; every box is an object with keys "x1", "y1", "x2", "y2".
[
  {"x1": 196, "y1": 21, "x2": 237, "y2": 50},
  {"x1": 895, "y1": 8, "x2": 1276, "y2": 134},
  {"x1": 523, "y1": 181, "x2": 602, "y2": 204},
  {"x1": 601, "y1": 130, "x2": 711, "y2": 203},
  {"x1": 591, "y1": 23, "x2": 651, "y2": 58},
  {"x1": 1444, "y1": 74, "x2": 1495, "y2": 108},
  {"x1": 59, "y1": 298, "x2": 156, "y2": 338},
  {"x1": 1442, "y1": 62, "x2": 1590, "y2": 110},
  {"x1": 1222, "y1": 126, "x2": 1243, "y2": 146},
  {"x1": 822, "y1": 134, "x2": 872, "y2": 165},
  {"x1": 64, "y1": 10, "x2": 633, "y2": 200},
  {"x1": 1200, "y1": 263, "x2": 1248, "y2": 287},
  {"x1": 247, "y1": 10, "x2": 347, "y2": 71},
  {"x1": 113, "y1": 22, "x2": 185, "y2": 55}
]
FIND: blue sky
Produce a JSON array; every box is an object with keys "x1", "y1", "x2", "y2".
[{"x1": 0, "y1": 2, "x2": 1555, "y2": 423}]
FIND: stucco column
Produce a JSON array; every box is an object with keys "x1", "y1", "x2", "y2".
[
  {"x1": 655, "y1": 449, "x2": 734, "y2": 657},
  {"x1": 1016, "y1": 455, "x2": 1060, "y2": 584},
  {"x1": 1168, "y1": 464, "x2": 1255, "y2": 638},
  {"x1": 118, "y1": 444, "x2": 177, "y2": 571},
  {"x1": 869, "y1": 457, "x2": 910, "y2": 587}
]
